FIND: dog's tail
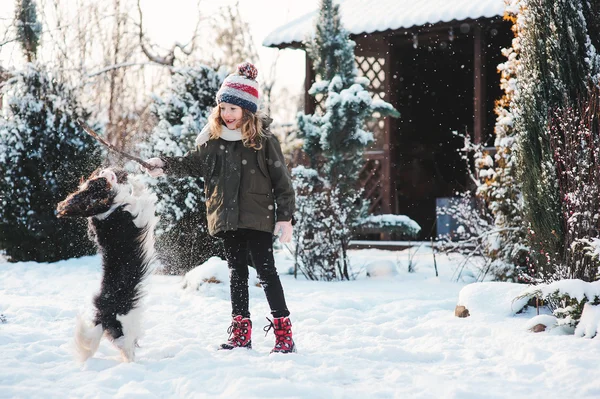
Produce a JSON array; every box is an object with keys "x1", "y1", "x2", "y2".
[{"x1": 74, "y1": 315, "x2": 103, "y2": 362}]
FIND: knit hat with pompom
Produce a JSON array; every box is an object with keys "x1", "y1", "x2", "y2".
[{"x1": 216, "y1": 62, "x2": 260, "y2": 113}]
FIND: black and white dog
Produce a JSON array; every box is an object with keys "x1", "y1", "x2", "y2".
[{"x1": 57, "y1": 167, "x2": 157, "y2": 362}]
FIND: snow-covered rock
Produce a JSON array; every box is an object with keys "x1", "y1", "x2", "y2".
[{"x1": 524, "y1": 314, "x2": 558, "y2": 332}]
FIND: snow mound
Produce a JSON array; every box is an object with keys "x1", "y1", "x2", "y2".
[
  {"x1": 575, "y1": 303, "x2": 600, "y2": 338},
  {"x1": 182, "y1": 257, "x2": 259, "y2": 290},
  {"x1": 457, "y1": 282, "x2": 529, "y2": 317},
  {"x1": 524, "y1": 314, "x2": 558, "y2": 331},
  {"x1": 365, "y1": 259, "x2": 398, "y2": 278}
]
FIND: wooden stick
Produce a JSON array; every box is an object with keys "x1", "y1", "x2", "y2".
[{"x1": 75, "y1": 119, "x2": 157, "y2": 170}]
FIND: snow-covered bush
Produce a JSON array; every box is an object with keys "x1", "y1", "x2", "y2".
[
  {"x1": 518, "y1": 279, "x2": 600, "y2": 330},
  {"x1": 473, "y1": 1, "x2": 529, "y2": 281},
  {"x1": 437, "y1": 132, "x2": 525, "y2": 282},
  {"x1": 292, "y1": 166, "x2": 353, "y2": 280},
  {"x1": 140, "y1": 66, "x2": 225, "y2": 274},
  {"x1": 15, "y1": 0, "x2": 42, "y2": 63},
  {"x1": 0, "y1": 64, "x2": 101, "y2": 262},
  {"x1": 355, "y1": 214, "x2": 420, "y2": 237},
  {"x1": 547, "y1": 91, "x2": 600, "y2": 282},
  {"x1": 512, "y1": 0, "x2": 600, "y2": 280},
  {"x1": 293, "y1": 0, "x2": 401, "y2": 281}
]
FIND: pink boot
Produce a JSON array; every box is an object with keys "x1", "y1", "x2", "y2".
[
  {"x1": 264, "y1": 317, "x2": 296, "y2": 353},
  {"x1": 220, "y1": 315, "x2": 252, "y2": 350}
]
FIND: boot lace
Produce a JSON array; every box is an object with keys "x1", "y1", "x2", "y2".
[
  {"x1": 263, "y1": 317, "x2": 275, "y2": 337},
  {"x1": 227, "y1": 319, "x2": 241, "y2": 342},
  {"x1": 263, "y1": 317, "x2": 289, "y2": 348}
]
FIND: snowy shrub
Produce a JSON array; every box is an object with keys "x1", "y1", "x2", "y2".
[
  {"x1": 512, "y1": 0, "x2": 600, "y2": 280},
  {"x1": 473, "y1": 1, "x2": 529, "y2": 281},
  {"x1": 15, "y1": 0, "x2": 42, "y2": 63},
  {"x1": 140, "y1": 66, "x2": 225, "y2": 274},
  {"x1": 547, "y1": 91, "x2": 600, "y2": 282},
  {"x1": 292, "y1": 166, "x2": 354, "y2": 280},
  {"x1": 0, "y1": 64, "x2": 101, "y2": 262},
  {"x1": 355, "y1": 214, "x2": 420, "y2": 237},
  {"x1": 293, "y1": 0, "x2": 400, "y2": 281},
  {"x1": 518, "y1": 279, "x2": 600, "y2": 330},
  {"x1": 437, "y1": 132, "x2": 525, "y2": 282}
]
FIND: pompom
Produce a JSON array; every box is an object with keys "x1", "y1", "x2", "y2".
[{"x1": 237, "y1": 62, "x2": 258, "y2": 80}]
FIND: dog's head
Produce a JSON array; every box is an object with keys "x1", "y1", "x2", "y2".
[{"x1": 56, "y1": 168, "x2": 128, "y2": 218}]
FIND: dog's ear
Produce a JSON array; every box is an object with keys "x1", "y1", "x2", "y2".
[
  {"x1": 98, "y1": 169, "x2": 118, "y2": 186},
  {"x1": 79, "y1": 176, "x2": 85, "y2": 185}
]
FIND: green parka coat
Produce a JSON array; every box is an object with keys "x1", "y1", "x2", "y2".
[{"x1": 161, "y1": 123, "x2": 295, "y2": 237}]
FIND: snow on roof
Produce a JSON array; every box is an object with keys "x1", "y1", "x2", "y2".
[{"x1": 263, "y1": 0, "x2": 506, "y2": 48}]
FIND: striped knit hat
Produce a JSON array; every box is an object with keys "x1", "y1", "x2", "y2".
[{"x1": 216, "y1": 62, "x2": 260, "y2": 113}]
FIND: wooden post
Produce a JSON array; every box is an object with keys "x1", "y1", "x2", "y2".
[
  {"x1": 382, "y1": 41, "x2": 393, "y2": 215},
  {"x1": 304, "y1": 54, "x2": 316, "y2": 115},
  {"x1": 473, "y1": 24, "x2": 486, "y2": 144}
]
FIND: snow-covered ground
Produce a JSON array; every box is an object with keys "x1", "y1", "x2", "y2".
[{"x1": 1, "y1": 247, "x2": 600, "y2": 399}]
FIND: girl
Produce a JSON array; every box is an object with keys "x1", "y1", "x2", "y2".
[{"x1": 143, "y1": 62, "x2": 296, "y2": 353}]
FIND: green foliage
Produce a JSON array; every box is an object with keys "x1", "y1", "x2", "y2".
[
  {"x1": 355, "y1": 215, "x2": 421, "y2": 236},
  {"x1": 514, "y1": 0, "x2": 598, "y2": 279},
  {"x1": 306, "y1": 0, "x2": 357, "y2": 85},
  {"x1": 293, "y1": 0, "x2": 400, "y2": 280},
  {"x1": 142, "y1": 66, "x2": 224, "y2": 275},
  {"x1": 15, "y1": 0, "x2": 42, "y2": 62},
  {"x1": 547, "y1": 92, "x2": 600, "y2": 282},
  {"x1": 0, "y1": 64, "x2": 101, "y2": 262},
  {"x1": 521, "y1": 288, "x2": 600, "y2": 328},
  {"x1": 475, "y1": 4, "x2": 529, "y2": 281}
]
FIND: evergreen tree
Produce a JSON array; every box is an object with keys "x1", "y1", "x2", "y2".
[
  {"x1": 0, "y1": 64, "x2": 101, "y2": 262},
  {"x1": 475, "y1": 2, "x2": 529, "y2": 280},
  {"x1": 513, "y1": 0, "x2": 600, "y2": 280},
  {"x1": 14, "y1": 0, "x2": 42, "y2": 63},
  {"x1": 294, "y1": 0, "x2": 400, "y2": 280},
  {"x1": 141, "y1": 65, "x2": 224, "y2": 275}
]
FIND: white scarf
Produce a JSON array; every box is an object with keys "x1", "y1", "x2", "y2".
[{"x1": 195, "y1": 125, "x2": 242, "y2": 147}]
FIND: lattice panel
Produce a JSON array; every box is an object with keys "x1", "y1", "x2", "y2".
[
  {"x1": 359, "y1": 157, "x2": 384, "y2": 214},
  {"x1": 356, "y1": 56, "x2": 387, "y2": 150},
  {"x1": 311, "y1": 56, "x2": 388, "y2": 127},
  {"x1": 356, "y1": 56, "x2": 387, "y2": 101}
]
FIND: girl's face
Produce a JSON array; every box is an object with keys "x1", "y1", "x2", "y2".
[{"x1": 220, "y1": 102, "x2": 243, "y2": 130}]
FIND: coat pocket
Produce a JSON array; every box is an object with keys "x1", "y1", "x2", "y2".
[
  {"x1": 240, "y1": 192, "x2": 275, "y2": 227},
  {"x1": 256, "y1": 150, "x2": 269, "y2": 179}
]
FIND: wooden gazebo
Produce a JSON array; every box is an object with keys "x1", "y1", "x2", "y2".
[{"x1": 263, "y1": 0, "x2": 511, "y2": 239}]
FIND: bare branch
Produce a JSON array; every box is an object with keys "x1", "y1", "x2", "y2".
[
  {"x1": 87, "y1": 61, "x2": 172, "y2": 78},
  {"x1": 136, "y1": 0, "x2": 175, "y2": 66}
]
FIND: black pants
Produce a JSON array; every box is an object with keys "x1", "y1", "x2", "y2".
[{"x1": 220, "y1": 229, "x2": 290, "y2": 319}]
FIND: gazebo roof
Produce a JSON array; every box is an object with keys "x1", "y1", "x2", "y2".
[{"x1": 263, "y1": 0, "x2": 506, "y2": 48}]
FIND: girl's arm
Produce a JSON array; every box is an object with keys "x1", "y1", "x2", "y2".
[{"x1": 160, "y1": 146, "x2": 206, "y2": 178}]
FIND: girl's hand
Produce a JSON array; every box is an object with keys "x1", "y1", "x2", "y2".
[
  {"x1": 142, "y1": 158, "x2": 165, "y2": 177},
  {"x1": 274, "y1": 221, "x2": 293, "y2": 243}
]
